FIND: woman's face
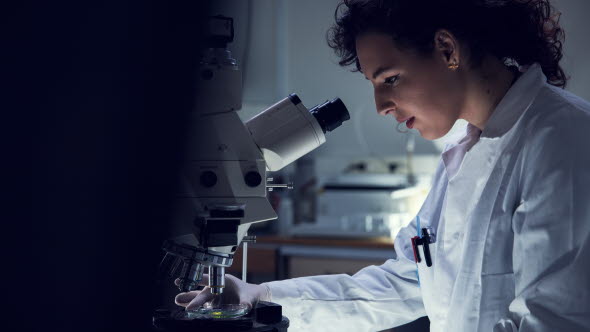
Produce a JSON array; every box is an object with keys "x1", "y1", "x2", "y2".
[{"x1": 355, "y1": 32, "x2": 464, "y2": 140}]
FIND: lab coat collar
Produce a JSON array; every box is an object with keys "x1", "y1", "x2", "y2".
[
  {"x1": 480, "y1": 63, "x2": 545, "y2": 138},
  {"x1": 442, "y1": 123, "x2": 481, "y2": 179},
  {"x1": 441, "y1": 64, "x2": 544, "y2": 179}
]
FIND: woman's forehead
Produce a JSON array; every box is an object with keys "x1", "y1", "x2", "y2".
[{"x1": 356, "y1": 32, "x2": 405, "y2": 74}]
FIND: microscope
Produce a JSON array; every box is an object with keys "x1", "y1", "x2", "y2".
[{"x1": 153, "y1": 16, "x2": 350, "y2": 332}]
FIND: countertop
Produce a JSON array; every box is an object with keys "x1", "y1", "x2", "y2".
[{"x1": 255, "y1": 235, "x2": 395, "y2": 249}]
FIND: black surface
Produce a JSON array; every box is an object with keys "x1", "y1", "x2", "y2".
[
  {"x1": 288, "y1": 93, "x2": 302, "y2": 105},
  {"x1": 322, "y1": 184, "x2": 407, "y2": 191},
  {"x1": 200, "y1": 170, "x2": 218, "y2": 188},
  {"x1": 204, "y1": 219, "x2": 240, "y2": 247},
  {"x1": 210, "y1": 208, "x2": 246, "y2": 218},
  {"x1": 393, "y1": 316, "x2": 430, "y2": 332},
  {"x1": 254, "y1": 301, "x2": 283, "y2": 325},
  {"x1": 244, "y1": 171, "x2": 263, "y2": 187}
]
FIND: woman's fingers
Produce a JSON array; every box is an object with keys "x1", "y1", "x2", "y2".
[
  {"x1": 174, "y1": 291, "x2": 200, "y2": 307},
  {"x1": 185, "y1": 287, "x2": 214, "y2": 311}
]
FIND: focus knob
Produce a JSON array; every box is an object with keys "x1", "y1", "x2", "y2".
[
  {"x1": 244, "y1": 171, "x2": 262, "y2": 187},
  {"x1": 199, "y1": 171, "x2": 217, "y2": 188}
]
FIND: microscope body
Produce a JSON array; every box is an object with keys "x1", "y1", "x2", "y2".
[
  {"x1": 156, "y1": 17, "x2": 349, "y2": 331},
  {"x1": 166, "y1": 108, "x2": 278, "y2": 294},
  {"x1": 159, "y1": 27, "x2": 277, "y2": 294}
]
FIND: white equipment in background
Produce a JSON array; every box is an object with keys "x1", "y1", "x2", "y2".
[{"x1": 291, "y1": 173, "x2": 429, "y2": 239}]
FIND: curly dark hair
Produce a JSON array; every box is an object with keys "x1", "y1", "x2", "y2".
[{"x1": 327, "y1": 0, "x2": 567, "y2": 88}]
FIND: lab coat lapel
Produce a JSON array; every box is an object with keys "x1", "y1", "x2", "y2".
[
  {"x1": 441, "y1": 63, "x2": 545, "y2": 253},
  {"x1": 435, "y1": 64, "x2": 547, "y2": 330}
]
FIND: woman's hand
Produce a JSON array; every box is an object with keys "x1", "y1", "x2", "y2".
[{"x1": 174, "y1": 274, "x2": 270, "y2": 310}]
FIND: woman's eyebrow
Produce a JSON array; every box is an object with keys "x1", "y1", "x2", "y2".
[
  {"x1": 362, "y1": 65, "x2": 396, "y2": 80},
  {"x1": 371, "y1": 65, "x2": 395, "y2": 79}
]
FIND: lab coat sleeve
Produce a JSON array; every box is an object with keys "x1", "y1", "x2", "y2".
[
  {"x1": 263, "y1": 229, "x2": 426, "y2": 332},
  {"x1": 494, "y1": 106, "x2": 590, "y2": 331}
]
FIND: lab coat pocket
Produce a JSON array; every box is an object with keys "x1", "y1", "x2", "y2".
[{"x1": 480, "y1": 272, "x2": 515, "y2": 329}]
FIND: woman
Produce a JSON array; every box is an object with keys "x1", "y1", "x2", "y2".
[{"x1": 175, "y1": 1, "x2": 590, "y2": 331}]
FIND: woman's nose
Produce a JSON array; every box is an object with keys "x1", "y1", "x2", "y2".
[{"x1": 375, "y1": 89, "x2": 395, "y2": 116}]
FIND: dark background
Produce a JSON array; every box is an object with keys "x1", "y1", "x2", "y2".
[{"x1": 14, "y1": 1, "x2": 210, "y2": 331}]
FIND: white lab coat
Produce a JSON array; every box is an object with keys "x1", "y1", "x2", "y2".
[{"x1": 264, "y1": 64, "x2": 590, "y2": 332}]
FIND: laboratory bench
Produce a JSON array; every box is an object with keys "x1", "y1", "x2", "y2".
[{"x1": 227, "y1": 235, "x2": 396, "y2": 282}]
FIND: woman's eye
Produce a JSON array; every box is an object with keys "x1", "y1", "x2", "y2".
[{"x1": 384, "y1": 75, "x2": 399, "y2": 86}]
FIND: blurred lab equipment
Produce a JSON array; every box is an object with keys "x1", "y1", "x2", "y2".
[
  {"x1": 290, "y1": 173, "x2": 429, "y2": 239},
  {"x1": 289, "y1": 128, "x2": 427, "y2": 239}
]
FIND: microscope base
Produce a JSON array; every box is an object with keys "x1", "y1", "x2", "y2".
[{"x1": 153, "y1": 301, "x2": 289, "y2": 332}]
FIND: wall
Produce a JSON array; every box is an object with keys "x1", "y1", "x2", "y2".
[{"x1": 553, "y1": 0, "x2": 590, "y2": 98}]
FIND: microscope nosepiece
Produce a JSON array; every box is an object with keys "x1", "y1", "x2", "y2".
[{"x1": 178, "y1": 261, "x2": 206, "y2": 292}]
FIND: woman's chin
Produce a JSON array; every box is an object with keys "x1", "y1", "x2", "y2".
[
  {"x1": 420, "y1": 129, "x2": 445, "y2": 141},
  {"x1": 415, "y1": 127, "x2": 433, "y2": 140},
  {"x1": 418, "y1": 124, "x2": 455, "y2": 140}
]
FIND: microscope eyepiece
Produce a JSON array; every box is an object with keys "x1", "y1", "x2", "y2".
[
  {"x1": 245, "y1": 93, "x2": 350, "y2": 171},
  {"x1": 309, "y1": 98, "x2": 350, "y2": 133}
]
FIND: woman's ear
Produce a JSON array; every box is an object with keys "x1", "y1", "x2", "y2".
[{"x1": 434, "y1": 29, "x2": 460, "y2": 68}]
